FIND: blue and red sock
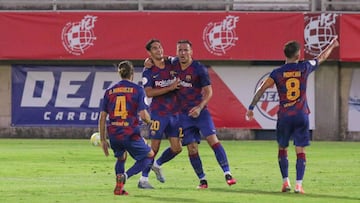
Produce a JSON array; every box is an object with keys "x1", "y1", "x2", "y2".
[
  {"x1": 278, "y1": 149, "x2": 289, "y2": 179},
  {"x1": 140, "y1": 156, "x2": 154, "y2": 178},
  {"x1": 115, "y1": 157, "x2": 126, "y2": 174},
  {"x1": 156, "y1": 147, "x2": 179, "y2": 166},
  {"x1": 212, "y1": 142, "x2": 230, "y2": 172},
  {"x1": 296, "y1": 153, "x2": 306, "y2": 181},
  {"x1": 126, "y1": 157, "x2": 152, "y2": 180},
  {"x1": 189, "y1": 153, "x2": 205, "y2": 179}
]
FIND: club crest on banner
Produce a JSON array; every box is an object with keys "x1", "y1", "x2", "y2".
[
  {"x1": 202, "y1": 15, "x2": 239, "y2": 56},
  {"x1": 61, "y1": 15, "x2": 97, "y2": 56},
  {"x1": 254, "y1": 73, "x2": 279, "y2": 121},
  {"x1": 304, "y1": 13, "x2": 338, "y2": 57}
]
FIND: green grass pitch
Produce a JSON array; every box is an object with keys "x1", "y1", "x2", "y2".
[{"x1": 0, "y1": 139, "x2": 359, "y2": 203}]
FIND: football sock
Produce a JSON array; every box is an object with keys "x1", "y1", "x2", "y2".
[
  {"x1": 224, "y1": 171, "x2": 231, "y2": 176},
  {"x1": 140, "y1": 157, "x2": 154, "y2": 178},
  {"x1": 126, "y1": 157, "x2": 152, "y2": 179},
  {"x1": 211, "y1": 142, "x2": 230, "y2": 172},
  {"x1": 115, "y1": 158, "x2": 126, "y2": 174},
  {"x1": 139, "y1": 176, "x2": 148, "y2": 182},
  {"x1": 156, "y1": 147, "x2": 179, "y2": 166},
  {"x1": 296, "y1": 153, "x2": 306, "y2": 181},
  {"x1": 189, "y1": 153, "x2": 206, "y2": 179},
  {"x1": 278, "y1": 149, "x2": 289, "y2": 179}
]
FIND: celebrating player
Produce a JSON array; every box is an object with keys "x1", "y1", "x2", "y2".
[
  {"x1": 174, "y1": 39, "x2": 236, "y2": 189},
  {"x1": 98, "y1": 60, "x2": 154, "y2": 195},
  {"x1": 246, "y1": 36, "x2": 339, "y2": 194},
  {"x1": 139, "y1": 39, "x2": 182, "y2": 189}
]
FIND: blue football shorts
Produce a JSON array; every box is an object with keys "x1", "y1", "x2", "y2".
[
  {"x1": 110, "y1": 131, "x2": 151, "y2": 161},
  {"x1": 180, "y1": 108, "x2": 216, "y2": 146},
  {"x1": 276, "y1": 113, "x2": 310, "y2": 148},
  {"x1": 148, "y1": 113, "x2": 180, "y2": 139}
]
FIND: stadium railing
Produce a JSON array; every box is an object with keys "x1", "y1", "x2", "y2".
[
  {"x1": 0, "y1": 0, "x2": 313, "y2": 11},
  {"x1": 0, "y1": 0, "x2": 358, "y2": 12},
  {"x1": 321, "y1": 0, "x2": 360, "y2": 12}
]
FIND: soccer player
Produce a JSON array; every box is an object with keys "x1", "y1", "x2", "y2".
[
  {"x1": 139, "y1": 39, "x2": 182, "y2": 189},
  {"x1": 246, "y1": 36, "x2": 339, "y2": 194},
  {"x1": 174, "y1": 39, "x2": 236, "y2": 189},
  {"x1": 98, "y1": 60, "x2": 154, "y2": 195}
]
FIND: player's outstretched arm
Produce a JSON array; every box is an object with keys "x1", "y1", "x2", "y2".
[
  {"x1": 316, "y1": 36, "x2": 339, "y2": 64},
  {"x1": 246, "y1": 77, "x2": 274, "y2": 121}
]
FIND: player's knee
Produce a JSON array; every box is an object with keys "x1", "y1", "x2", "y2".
[
  {"x1": 147, "y1": 149, "x2": 155, "y2": 158},
  {"x1": 187, "y1": 143, "x2": 198, "y2": 155},
  {"x1": 206, "y1": 134, "x2": 218, "y2": 145},
  {"x1": 171, "y1": 146, "x2": 182, "y2": 154}
]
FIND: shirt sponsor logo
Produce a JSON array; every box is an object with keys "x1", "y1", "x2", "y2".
[{"x1": 154, "y1": 78, "x2": 177, "y2": 88}]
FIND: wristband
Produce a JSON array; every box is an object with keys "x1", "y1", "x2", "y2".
[{"x1": 248, "y1": 105, "x2": 255, "y2": 110}]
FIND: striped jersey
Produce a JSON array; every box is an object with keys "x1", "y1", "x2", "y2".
[
  {"x1": 142, "y1": 60, "x2": 179, "y2": 116},
  {"x1": 101, "y1": 80, "x2": 147, "y2": 139},
  {"x1": 174, "y1": 60, "x2": 211, "y2": 113},
  {"x1": 270, "y1": 59, "x2": 318, "y2": 118}
]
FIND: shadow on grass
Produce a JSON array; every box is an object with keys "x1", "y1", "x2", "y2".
[
  {"x1": 124, "y1": 186, "x2": 359, "y2": 203},
  {"x1": 132, "y1": 194, "x2": 201, "y2": 203},
  {"x1": 210, "y1": 187, "x2": 360, "y2": 201}
]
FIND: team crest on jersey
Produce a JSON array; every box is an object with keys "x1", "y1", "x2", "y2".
[
  {"x1": 304, "y1": 13, "x2": 338, "y2": 57},
  {"x1": 61, "y1": 15, "x2": 97, "y2": 56},
  {"x1": 170, "y1": 70, "x2": 177, "y2": 77},
  {"x1": 255, "y1": 73, "x2": 279, "y2": 121},
  {"x1": 202, "y1": 15, "x2": 239, "y2": 56},
  {"x1": 185, "y1": 75, "x2": 192, "y2": 82}
]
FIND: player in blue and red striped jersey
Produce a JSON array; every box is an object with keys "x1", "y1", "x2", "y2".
[
  {"x1": 98, "y1": 60, "x2": 154, "y2": 195},
  {"x1": 246, "y1": 37, "x2": 339, "y2": 194},
  {"x1": 138, "y1": 39, "x2": 182, "y2": 189},
  {"x1": 173, "y1": 39, "x2": 236, "y2": 189}
]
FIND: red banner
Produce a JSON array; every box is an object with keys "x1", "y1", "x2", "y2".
[
  {"x1": 340, "y1": 14, "x2": 360, "y2": 61},
  {"x1": 0, "y1": 12, "x2": 303, "y2": 60},
  {"x1": 303, "y1": 13, "x2": 340, "y2": 60}
]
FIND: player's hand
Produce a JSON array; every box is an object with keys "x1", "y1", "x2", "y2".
[
  {"x1": 330, "y1": 36, "x2": 339, "y2": 48},
  {"x1": 170, "y1": 78, "x2": 181, "y2": 91},
  {"x1": 246, "y1": 110, "x2": 254, "y2": 121},
  {"x1": 188, "y1": 106, "x2": 202, "y2": 118},
  {"x1": 101, "y1": 140, "x2": 110, "y2": 157},
  {"x1": 144, "y1": 57, "x2": 154, "y2": 69}
]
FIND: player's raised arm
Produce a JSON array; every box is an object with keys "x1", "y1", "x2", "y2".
[
  {"x1": 143, "y1": 57, "x2": 154, "y2": 69},
  {"x1": 316, "y1": 36, "x2": 339, "y2": 64},
  {"x1": 246, "y1": 77, "x2": 275, "y2": 121}
]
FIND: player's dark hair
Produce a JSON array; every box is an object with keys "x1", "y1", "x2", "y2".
[
  {"x1": 145, "y1": 39, "x2": 161, "y2": 51},
  {"x1": 117, "y1": 60, "x2": 134, "y2": 79},
  {"x1": 284, "y1": 41, "x2": 300, "y2": 58},
  {"x1": 177, "y1": 39, "x2": 192, "y2": 47}
]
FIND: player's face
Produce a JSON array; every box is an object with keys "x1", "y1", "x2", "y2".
[
  {"x1": 149, "y1": 42, "x2": 164, "y2": 60},
  {"x1": 295, "y1": 50, "x2": 300, "y2": 60},
  {"x1": 177, "y1": 43, "x2": 192, "y2": 64}
]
